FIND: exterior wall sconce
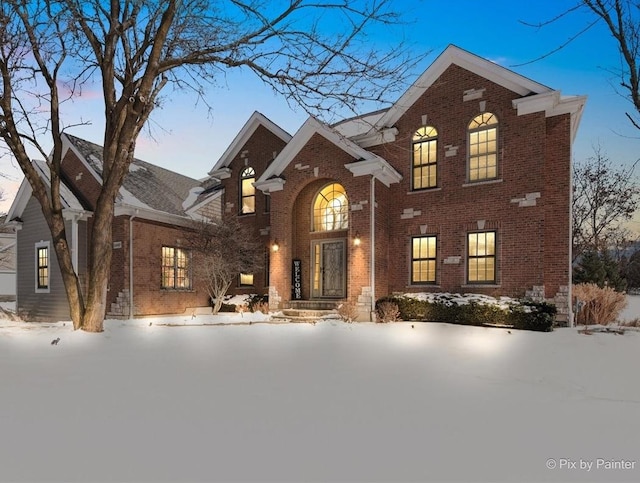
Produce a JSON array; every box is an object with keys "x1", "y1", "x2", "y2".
[
  {"x1": 272, "y1": 240, "x2": 280, "y2": 252},
  {"x1": 353, "y1": 232, "x2": 361, "y2": 246}
]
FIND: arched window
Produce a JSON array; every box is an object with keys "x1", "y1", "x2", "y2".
[
  {"x1": 313, "y1": 183, "x2": 348, "y2": 231},
  {"x1": 412, "y1": 126, "x2": 438, "y2": 190},
  {"x1": 468, "y1": 113, "x2": 498, "y2": 181},
  {"x1": 240, "y1": 167, "x2": 255, "y2": 214}
]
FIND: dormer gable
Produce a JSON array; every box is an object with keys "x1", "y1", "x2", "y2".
[
  {"x1": 254, "y1": 116, "x2": 401, "y2": 193},
  {"x1": 208, "y1": 111, "x2": 292, "y2": 179}
]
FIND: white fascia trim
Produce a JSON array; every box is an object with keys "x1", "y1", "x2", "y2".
[
  {"x1": 345, "y1": 158, "x2": 402, "y2": 187},
  {"x1": 208, "y1": 111, "x2": 292, "y2": 175},
  {"x1": 62, "y1": 209, "x2": 92, "y2": 221},
  {"x1": 513, "y1": 92, "x2": 587, "y2": 143},
  {"x1": 114, "y1": 204, "x2": 194, "y2": 228},
  {"x1": 6, "y1": 160, "x2": 83, "y2": 220},
  {"x1": 6, "y1": 178, "x2": 33, "y2": 221},
  {"x1": 209, "y1": 167, "x2": 232, "y2": 180},
  {"x1": 371, "y1": 45, "x2": 551, "y2": 133},
  {"x1": 353, "y1": 127, "x2": 399, "y2": 148},
  {"x1": 254, "y1": 177, "x2": 285, "y2": 193},
  {"x1": 257, "y1": 116, "x2": 384, "y2": 185},
  {"x1": 512, "y1": 91, "x2": 586, "y2": 117}
]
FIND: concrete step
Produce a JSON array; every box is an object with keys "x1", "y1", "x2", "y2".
[{"x1": 272, "y1": 308, "x2": 340, "y2": 322}]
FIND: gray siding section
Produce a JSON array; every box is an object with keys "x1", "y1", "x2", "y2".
[{"x1": 17, "y1": 197, "x2": 87, "y2": 322}]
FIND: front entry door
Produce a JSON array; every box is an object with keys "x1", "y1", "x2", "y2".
[{"x1": 312, "y1": 239, "x2": 346, "y2": 298}]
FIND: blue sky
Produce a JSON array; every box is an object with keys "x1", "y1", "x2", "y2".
[{"x1": 1, "y1": 0, "x2": 638, "y2": 215}]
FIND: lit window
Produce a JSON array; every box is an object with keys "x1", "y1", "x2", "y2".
[
  {"x1": 162, "y1": 246, "x2": 192, "y2": 289},
  {"x1": 411, "y1": 236, "x2": 437, "y2": 284},
  {"x1": 468, "y1": 113, "x2": 498, "y2": 181},
  {"x1": 313, "y1": 183, "x2": 348, "y2": 231},
  {"x1": 240, "y1": 167, "x2": 256, "y2": 214},
  {"x1": 35, "y1": 242, "x2": 49, "y2": 292},
  {"x1": 412, "y1": 126, "x2": 438, "y2": 190},
  {"x1": 467, "y1": 231, "x2": 496, "y2": 283},
  {"x1": 239, "y1": 273, "x2": 254, "y2": 286}
]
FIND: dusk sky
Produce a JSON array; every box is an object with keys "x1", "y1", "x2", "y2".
[{"x1": 1, "y1": 0, "x2": 638, "y2": 223}]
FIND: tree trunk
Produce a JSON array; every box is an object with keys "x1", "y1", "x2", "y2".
[
  {"x1": 80, "y1": 191, "x2": 117, "y2": 332},
  {"x1": 48, "y1": 210, "x2": 86, "y2": 330}
]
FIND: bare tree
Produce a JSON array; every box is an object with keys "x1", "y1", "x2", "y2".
[
  {"x1": 581, "y1": 0, "x2": 640, "y2": 129},
  {"x1": 573, "y1": 145, "x2": 640, "y2": 259},
  {"x1": 521, "y1": 1, "x2": 640, "y2": 130},
  {"x1": 187, "y1": 217, "x2": 263, "y2": 314},
  {"x1": 0, "y1": 0, "x2": 417, "y2": 331}
]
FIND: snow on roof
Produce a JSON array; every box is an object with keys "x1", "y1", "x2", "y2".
[{"x1": 64, "y1": 133, "x2": 201, "y2": 217}]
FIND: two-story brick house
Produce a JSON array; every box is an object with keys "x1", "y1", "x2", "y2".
[
  {"x1": 206, "y1": 45, "x2": 586, "y2": 323},
  {"x1": 7, "y1": 45, "x2": 585, "y2": 324}
]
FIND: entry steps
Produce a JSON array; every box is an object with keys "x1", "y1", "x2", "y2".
[{"x1": 271, "y1": 300, "x2": 343, "y2": 322}]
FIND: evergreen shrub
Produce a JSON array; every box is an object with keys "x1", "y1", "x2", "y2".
[{"x1": 375, "y1": 294, "x2": 556, "y2": 332}]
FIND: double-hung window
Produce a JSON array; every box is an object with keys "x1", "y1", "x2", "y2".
[
  {"x1": 35, "y1": 241, "x2": 50, "y2": 292},
  {"x1": 411, "y1": 236, "x2": 437, "y2": 284},
  {"x1": 412, "y1": 126, "x2": 438, "y2": 190},
  {"x1": 467, "y1": 231, "x2": 496, "y2": 284},
  {"x1": 468, "y1": 113, "x2": 498, "y2": 182},
  {"x1": 162, "y1": 246, "x2": 192, "y2": 289}
]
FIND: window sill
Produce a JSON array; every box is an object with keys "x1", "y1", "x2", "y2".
[
  {"x1": 161, "y1": 288, "x2": 195, "y2": 293},
  {"x1": 462, "y1": 179, "x2": 503, "y2": 188},
  {"x1": 461, "y1": 284, "x2": 501, "y2": 288},
  {"x1": 239, "y1": 213, "x2": 256, "y2": 217},
  {"x1": 408, "y1": 284, "x2": 440, "y2": 288},
  {"x1": 407, "y1": 187, "x2": 442, "y2": 195}
]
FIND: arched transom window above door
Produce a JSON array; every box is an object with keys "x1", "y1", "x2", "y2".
[{"x1": 313, "y1": 183, "x2": 348, "y2": 231}]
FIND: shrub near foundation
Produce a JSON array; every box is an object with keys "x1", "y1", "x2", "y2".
[
  {"x1": 573, "y1": 283, "x2": 627, "y2": 325},
  {"x1": 375, "y1": 295, "x2": 556, "y2": 332}
]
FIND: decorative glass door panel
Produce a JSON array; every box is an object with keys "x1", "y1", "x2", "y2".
[{"x1": 311, "y1": 239, "x2": 346, "y2": 298}]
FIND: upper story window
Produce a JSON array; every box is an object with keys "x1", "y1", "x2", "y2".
[
  {"x1": 468, "y1": 113, "x2": 498, "y2": 182},
  {"x1": 240, "y1": 167, "x2": 256, "y2": 214},
  {"x1": 313, "y1": 183, "x2": 348, "y2": 232},
  {"x1": 412, "y1": 126, "x2": 438, "y2": 190}
]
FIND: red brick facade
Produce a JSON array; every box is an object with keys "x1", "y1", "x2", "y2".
[
  {"x1": 216, "y1": 47, "x2": 585, "y2": 324},
  {"x1": 17, "y1": 46, "x2": 581, "y2": 323}
]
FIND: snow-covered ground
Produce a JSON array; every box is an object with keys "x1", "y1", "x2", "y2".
[{"x1": 1, "y1": 303, "x2": 639, "y2": 482}]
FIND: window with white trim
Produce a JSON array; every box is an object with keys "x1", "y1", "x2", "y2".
[
  {"x1": 412, "y1": 126, "x2": 438, "y2": 190},
  {"x1": 240, "y1": 167, "x2": 256, "y2": 214},
  {"x1": 35, "y1": 241, "x2": 50, "y2": 293},
  {"x1": 411, "y1": 236, "x2": 437, "y2": 284},
  {"x1": 467, "y1": 231, "x2": 496, "y2": 283},
  {"x1": 468, "y1": 113, "x2": 498, "y2": 181}
]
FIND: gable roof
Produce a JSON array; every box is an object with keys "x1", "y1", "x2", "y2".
[
  {"x1": 342, "y1": 44, "x2": 586, "y2": 145},
  {"x1": 254, "y1": 116, "x2": 401, "y2": 192},
  {"x1": 208, "y1": 111, "x2": 292, "y2": 176},
  {"x1": 7, "y1": 159, "x2": 84, "y2": 221},
  {"x1": 63, "y1": 133, "x2": 200, "y2": 216}
]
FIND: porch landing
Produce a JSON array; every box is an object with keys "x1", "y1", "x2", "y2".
[{"x1": 272, "y1": 300, "x2": 343, "y2": 322}]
